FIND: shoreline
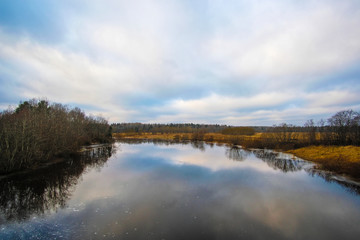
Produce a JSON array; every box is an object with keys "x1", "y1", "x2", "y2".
[
  {"x1": 287, "y1": 146, "x2": 360, "y2": 180},
  {"x1": 114, "y1": 132, "x2": 360, "y2": 180}
]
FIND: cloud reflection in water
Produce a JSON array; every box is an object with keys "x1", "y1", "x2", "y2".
[{"x1": 0, "y1": 140, "x2": 360, "y2": 240}]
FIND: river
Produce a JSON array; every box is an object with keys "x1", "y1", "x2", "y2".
[{"x1": 1, "y1": 140, "x2": 360, "y2": 239}]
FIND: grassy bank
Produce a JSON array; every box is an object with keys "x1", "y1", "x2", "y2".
[
  {"x1": 114, "y1": 132, "x2": 360, "y2": 180},
  {"x1": 288, "y1": 146, "x2": 360, "y2": 179}
]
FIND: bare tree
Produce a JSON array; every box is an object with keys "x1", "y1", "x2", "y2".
[
  {"x1": 327, "y1": 109, "x2": 360, "y2": 145},
  {"x1": 304, "y1": 119, "x2": 316, "y2": 145},
  {"x1": 0, "y1": 99, "x2": 113, "y2": 173}
]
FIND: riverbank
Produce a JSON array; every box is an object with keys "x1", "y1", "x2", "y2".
[
  {"x1": 288, "y1": 146, "x2": 360, "y2": 179},
  {"x1": 113, "y1": 132, "x2": 360, "y2": 180}
]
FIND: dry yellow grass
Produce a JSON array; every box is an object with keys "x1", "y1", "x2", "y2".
[
  {"x1": 288, "y1": 146, "x2": 360, "y2": 164},
  {"x1": 113, "y1": 132, "x2": 184, "y2": 140},
  {"x1": 112, "y1": 132, "x2": 263, "y2": 143},
  {"x1": 288, "y1": 146, "x2": 360, "y2": 179}
]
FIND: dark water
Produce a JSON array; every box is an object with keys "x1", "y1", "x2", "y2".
[{"x1": 1, "y1": 140, "x2": 360, "y2": 240}]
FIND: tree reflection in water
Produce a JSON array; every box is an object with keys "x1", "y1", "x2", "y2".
[
  {"x1": 307, "y1": 168, "x2": 360, "y2": 195},
  {"x1": 0, "y1": 144, "x2": 115, "y2": 223},
  {"x1": 251, "y1": 149, "x2": 309, "y2": 173},
  {"x1": 250, "y1": 148, "x2": 360, "y2": 195},
  {"x1": 119, "y1": 139, "x2": 360, "y2": 192},
  {"x1": 226, "y1": 146, "x2": 249, "y2": 161},
  {"x1": 119, "y1": 138, "x2": 207, "y2": 151},
  {"x1": 3, "y1": 139, "x2": 358, "y2": 226},
  {"x1": 121, "y1": 139, "x2": 360, "y2": 196}
]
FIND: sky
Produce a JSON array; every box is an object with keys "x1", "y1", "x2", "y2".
[{"x1": 0, "y1": 0, "x2": 360, "y2": 125}]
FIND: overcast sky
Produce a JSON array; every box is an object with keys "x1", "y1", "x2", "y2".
[{"x1": 1, "y1": 0, "x2": 359, "y2": 125}]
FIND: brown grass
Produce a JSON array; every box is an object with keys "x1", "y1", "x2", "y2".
[
  {"x1": 112, "y1": 132, "x2": 263, "y2": 143},
  {"x1": 288, "y1": 146, "x2": 360, "y2": 179}
]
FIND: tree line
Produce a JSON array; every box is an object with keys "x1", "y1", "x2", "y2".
[
  {"x1": 221, "y1": 127, "x2": 255, "y2": 136},
  {"x1": 113, "y1": 109, "x2": 360, "y2": 148},
  {"x1": 111, "y1": 123, "x2": 270, "y2": 134},
  {"x1": 0, "y1": 99, "x2": 112, "y2": 173},
  {"x1": 241, "y1": 109, "x2": 360, "y2": 149},
  {"x1": 111, "y1": 123, "x2": 229, "y2": 134}
]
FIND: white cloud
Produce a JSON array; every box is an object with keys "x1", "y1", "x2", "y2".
[
  {"x1": 147, "y1": 89, "x2": 360, "y2": 125},
  {"x1": 304, "y1": 90, "x2": 359, "y2": 108},
  {"x1": 1, "y1": 0, "x2": 360, "y2": 125},
  {"x1": 84, "y1": 24, "x2": 163, "y2": 65},
  {"x1": 164, "y1": 92, "x2": 295, "y2": 114},
  {"x1": 0, "y1": 0, "x2": 203, "y2": 122},
  {"x1": 0, "y1": 31, "x2": 138, "y2": 121},
  {"x1": 219, "y1": 107, "x2": 338, "y2": 126},
  {"x1": 205, "y1": 0, "x2": 360, "y2": 80},
  {"x1": 0, "y1": 0, "x2": 194, "y2": 122}
]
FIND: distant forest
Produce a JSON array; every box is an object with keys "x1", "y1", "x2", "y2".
[
  {"x1": 112, "y1": 109, "x2": 360, "y2": 146},
  {"x1": 0, "y1": 99, "x2": 112, "y2": 173},
  {"x1": 112, "y1": 123, "x2": 268, "y2": 133}
]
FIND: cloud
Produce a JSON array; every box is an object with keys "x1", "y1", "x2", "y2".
[
  {"x1": 163, "y1": 92, "x2": 295, "y2": 114},
  {"x1": 0, "y1": 0, "x2": 360, "y2": 125},
  {"x1": 146, "y1": 88, "x2": 360, "y2": 125},
  {"x1": 0, "y1": 30, "x2": 137, "y2": 121},
  {"x1": 205, "y1": 0, "x2": 360, "y2": 80},
  {"x1": 304, "y1": 90, "x2": 359, "y2": 108}
]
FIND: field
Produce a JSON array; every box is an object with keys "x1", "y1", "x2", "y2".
[{"x1": 113, "y1": 132, "x2": 264, "y2": 143}]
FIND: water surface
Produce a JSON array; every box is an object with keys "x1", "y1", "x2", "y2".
[{"x1": 1, "y1": 141, "x2": 360, "y2": 239}]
